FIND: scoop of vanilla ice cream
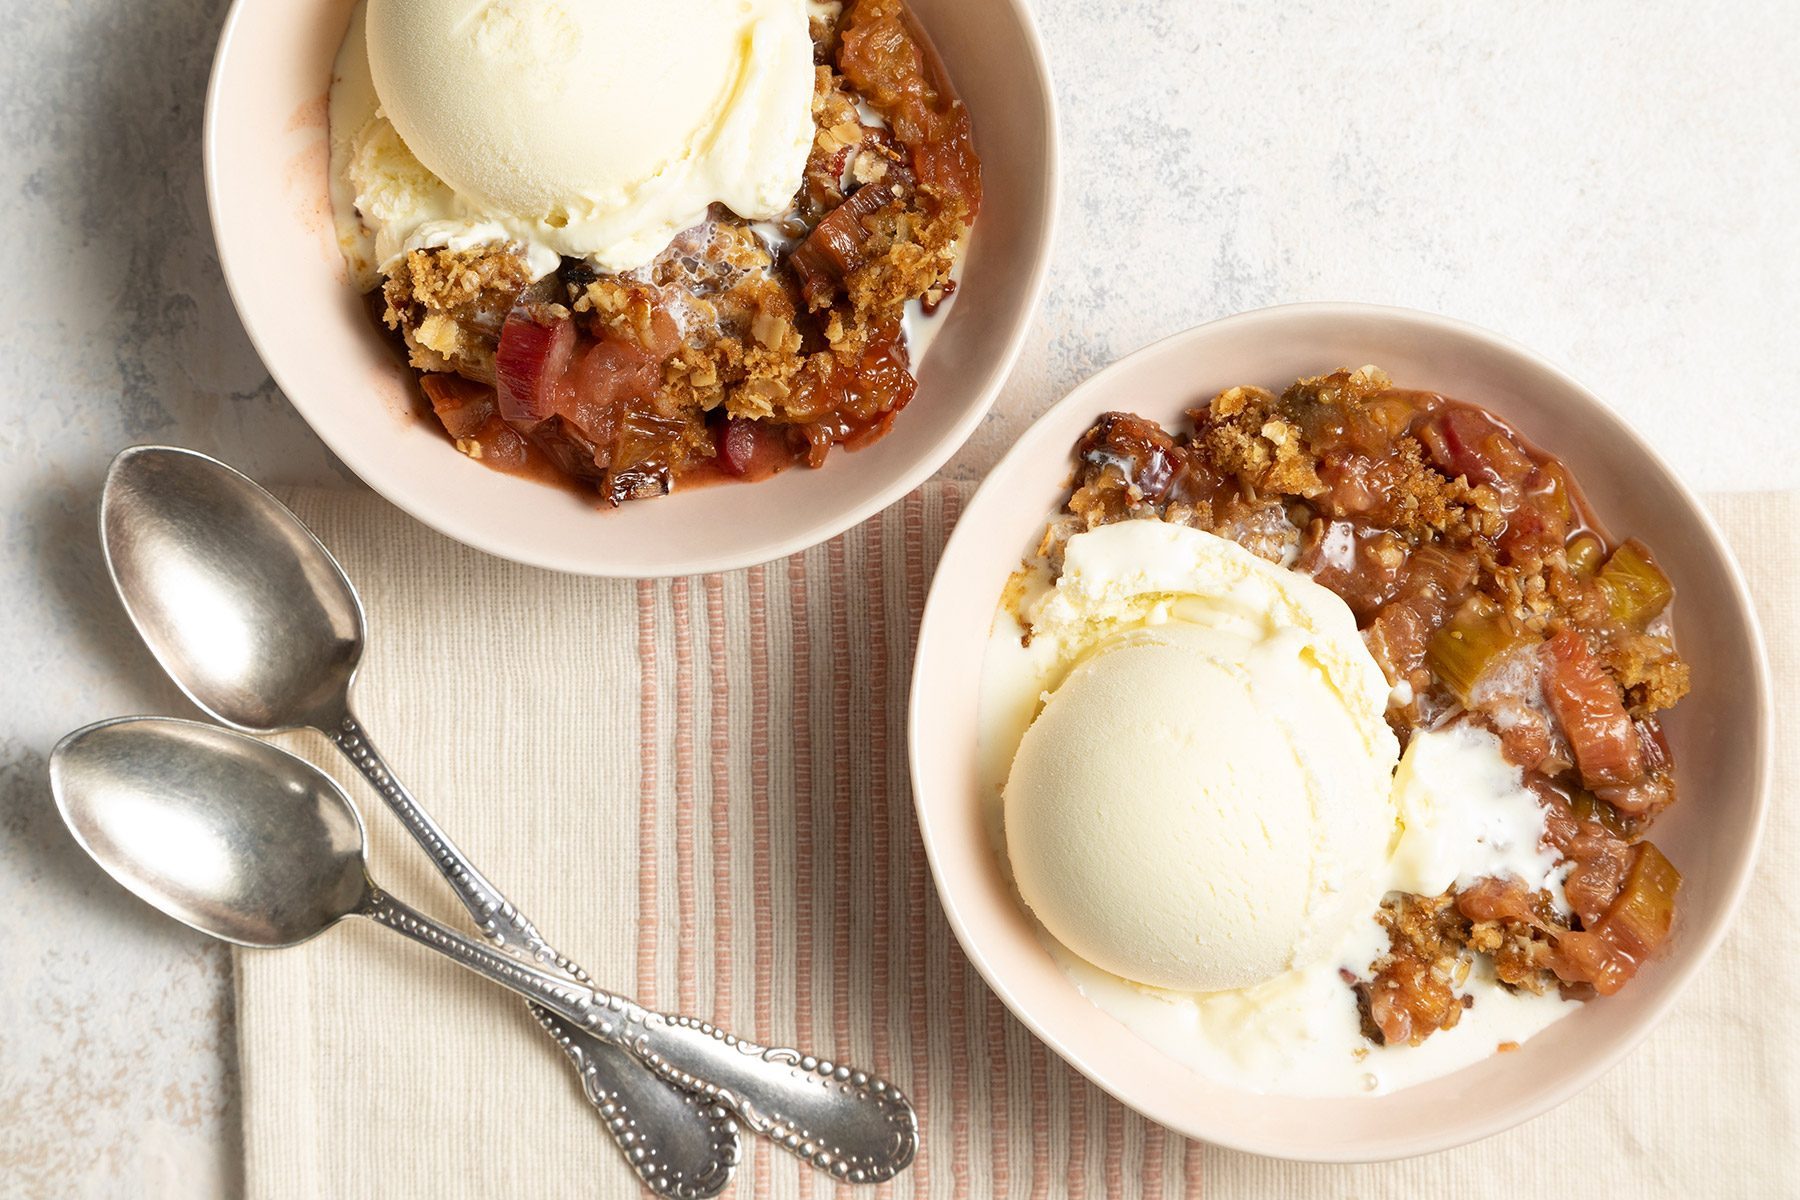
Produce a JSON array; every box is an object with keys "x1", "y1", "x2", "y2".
[
  {"x1": 1004, "y1": 521, "x2": 1400, "y2": 993},
  {"x1": 334, "y1": 0, "x2": 814, "y2": 278}
]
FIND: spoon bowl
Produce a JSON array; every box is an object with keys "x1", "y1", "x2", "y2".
[
  {"x1": 101, "y1": 446, "x2": 365, "y2": 733},
  {"x1": 51, "y1": 717, "x2": 368, "y2": 948}
]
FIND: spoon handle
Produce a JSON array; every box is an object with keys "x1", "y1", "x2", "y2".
[
  {"x1": 362, "y1": 887, "x2": 918, "y2": 1184},
  {"x1": 331, "y1": 713, "x2": 563, "y2": 966},
  {"x1": 334, "y1": 716, "x2": 741, "y2": 1197},
  {"x1": 527, "y1": 1003, "x2": 739, "y2": 1199}
]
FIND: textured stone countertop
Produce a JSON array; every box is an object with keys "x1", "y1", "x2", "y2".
[{"x1": 1, "y1": 1, "x2": 1795, "y2": 1196}]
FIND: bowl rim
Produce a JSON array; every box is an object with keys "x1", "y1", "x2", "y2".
[
  {"x1": 200, "y1": 0, "x2": 1063, "y2": 578},
  {"x1": 907, "y1": 300, "x2": 1774, "y2": 1161}
]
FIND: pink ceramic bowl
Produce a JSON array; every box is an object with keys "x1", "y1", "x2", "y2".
[
  {"x1": 909, "y1": 303, "x2": 1772, "y2": 1160},
  {"x1": 204, "y1": 0, "x2": 1056, "y2": 577}
]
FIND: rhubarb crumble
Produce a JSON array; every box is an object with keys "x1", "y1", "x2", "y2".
[
  {"x1": 1043, "y1": 366, "x2": 1688, "y2": 1048},
  {"x1": 356, "y1": 0, "x2": 979, "y2": 504}
]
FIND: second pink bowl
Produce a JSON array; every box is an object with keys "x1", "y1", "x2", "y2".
[{"x1": 909, "y1": 302, "x2": 1771, "y2": 1160}]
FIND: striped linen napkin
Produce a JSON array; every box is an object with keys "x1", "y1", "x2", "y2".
[{"x1": 239, "y1": 485, "x2": 1797, "y2": 1199}]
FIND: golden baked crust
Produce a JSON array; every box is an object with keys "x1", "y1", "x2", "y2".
[
  {"x1": 1361, "y1": 892, "x2": 1471, "y2": 1046},
  {"x1": 382, "y1": 245, "x2": 534, "y2": 381}
]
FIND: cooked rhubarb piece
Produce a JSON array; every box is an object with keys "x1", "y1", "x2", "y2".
[
  {"x1": 418, "y1": 374, "x2": 528, "y2": 469},
  {"x1": 572, "y1": 337, "x2": 662, "y2": 419},
  {"x1": 838, "y1": 0, "x2": 981, "y2": 218},
  {"x1": 493, "y1": 311, "x2": 612, "y2": 485},
  {"x1": 1547, "y1": 929, "x2": 1632, "y2": 994},
  {"x1": 775, "y1": 324, "x2": 918, "y2": 466},
  {"x1": 1552, "y1": 842, "x2": 1680, "y2": 995},
  {"x1": 1595, "y1": 772, "x2": 1674, "y2": 818},
  {"x1": 795, "y1": 336, "x2": 914, "y2": 467},
  {"x1": 1596, "y1": 539, "x2": 1674, "y2": 628},
  {"x1": 1547, "y1": 802, "x2": 1634, "y2": 927},
  {"x1": 1498, "y1": 463, "x2": 1578, "y2": 563},
  {"x1": 843, "y1": 326, "x2": 917, "y2": 420},
  {"x1": 1420, "y1": 406, "x2": 1535, "y2": 501},
  {"x1": 1636, "y1": 716, "x2": 1673, "y2": 775},
  {"x1": 495, "y1": 310, "x2": 578, "y2": 431},
  {"x1": 1428, "y1": 598, "x2": 1536, "y2": 703},
  {"x1": 1568, "y1": 787, "x2": 1635, "y2": 839},
  {"x1": 1524, "y1": 459, "x2": 1578, "y2": 527},
  {"x1": 1543, "y1": 630, "x2": 1643, "y2": 788},
  {"x1": 1593, "y1": 843, "x2": 1680, "y2": 959},
  {"x1": 490, "y1": 307, "x2": 706, "y2": 500},
  {"x1": 1292, "y1": 389, "x2": 1424, "y2": 459},
  {"x1": 1404, "y1": 542, "x2": 1479, "y2": 605},
  {"x1": 419, "y1": 373, "x2": 497, "y2": 440},
  {"x1": 1456, "y1": 876, "x2": 1543, "y2": 926},
  {"x1": 790, "y1": 176, "x2": 906, "y2": 308},
  {"x1": 575, "y1": 337, "x2": 706, "y2": 504},
  {"x1": 1365, "y1": 598, "x2": 1435, "y2": 693},
  {"x1": 1072, "y1": 411, "x2": 1197, "y2": 515},
  {"x1": 714, "y1": 417, "x2": 764, "y2": 478},
  {"x1": 1363, "y1": 955, "x2": 1455, "y2": 1047},
  {"x1": 1297, "y1": 521, "x2": 1407, "y2": 618},
  {"x1": 1579, "y1": 720, "x2": 1669, "y2": 820},
  {"x1": 604, "y1": 407, "x2": 691, "y2": 504},
  {"x1": 1588, "y1": 720, "x2": 1673, "y2": 818},
  {"x1": 1359, "y1": 540, "x2": 1482, "y2": 699}
]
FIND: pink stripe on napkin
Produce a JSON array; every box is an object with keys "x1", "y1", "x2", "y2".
[
  {"x1": 621, "y1": 486, "x2": 1201, "y2": 1198},
  {"x1": 637, "y1": 581, "x2": 662, "y2": 1010}
]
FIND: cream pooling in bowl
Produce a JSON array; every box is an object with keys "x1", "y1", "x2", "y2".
[{"x1": 983, "y1": 520, "x2": 1581, "y2": 1097}]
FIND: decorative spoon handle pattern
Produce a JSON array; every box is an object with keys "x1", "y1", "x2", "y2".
[
  {"x1": 363, "y1": 888, "x2": 917, "y2": 1183},
  {"x1": 330, "y1": 713, "x2": 560, "y2": 962},
  {"x1": 333, "y1": 714, "x2": 740, "y2": 1198}
]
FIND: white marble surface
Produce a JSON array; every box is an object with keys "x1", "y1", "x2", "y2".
[{"x1": 1, "y1": 1, "x2": 1795, "y2": 1195}]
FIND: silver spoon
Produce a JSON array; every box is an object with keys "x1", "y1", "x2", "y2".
[
  {"x1": 98, "y1": 446, "x2": 917, "y2": 1184},
  {"x1": 50, "y1": 719, "x2": 917, "y2": 1185},
  {"x1": 101, "y1": 446, "x2": 735, "y2": 1196}
]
